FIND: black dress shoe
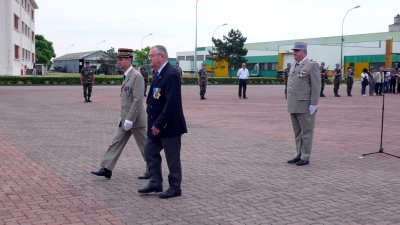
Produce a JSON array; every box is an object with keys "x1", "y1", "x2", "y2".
[
  {"x1": 91, "y1": 167, "x2": 112, "y2": 179},
  {"x1": 296, "y1": 159, "x2": 309, "y2": 166},
  {"x1": 287, "y1": 158, "x2": 301, "y2": 164},
  {"x1": 159, "y1": 189, "x2": 181, "y2": 199},
  {"x1": 137, "y1": 172, "x2": 152, "y2": 179},
  {"x1": 138, "y1": 185, "x2": 163, "y2": 194}
]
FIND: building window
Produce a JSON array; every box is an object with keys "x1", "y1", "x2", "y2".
[
  {"x1": 186, "y1": 56, "x2": 194, "y2": 61},
  {"x1": 22, "y1": 48, "x2": 25, "y2": 59},
  {"x1": 177, "y1": 56, "x2": 185, "y2": 61},
  {"x1": 32, "y1": 53, "x2": 35, "y2": 62},
  {"x1": 14, "y1": 14, "x2": 19, "y2": 30},
  {"x1": 15, "y1": 45, "x2": 20, "y2": 59},
  {"x1": 205, "y1": 55, "x2": 213, "y2": 60},
  {"x1": 31, "y1": 10, "x2": 35, "y2": 22},
  {"x1": 32, "y1": 31, "x2": 34, "y2": 42},
  {"x1": 197, "y1": 55, "x2": 204, "y2": 61}
]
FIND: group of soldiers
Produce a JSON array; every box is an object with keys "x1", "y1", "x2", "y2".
[{"x1": 283, "y1": 61, "x2": 400, "y2": 98}]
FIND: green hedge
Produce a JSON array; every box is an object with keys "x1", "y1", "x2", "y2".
[{"x1": 0, "y1": 76, "x2": 286, "y2": 85}]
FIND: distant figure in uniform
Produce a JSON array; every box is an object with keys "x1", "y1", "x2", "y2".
[
  {"x1": 319, "y1": 62, "x2": 327, "y2": 97},
  {"x1": 140, "y1": 62, "x2": 150, "y2": 96},
  {"x1": 91, "y1": 48, "x2": 150, "y2": 180},
  {"x1": 283, "y1": 63, "x2": 291, "y2": 99},
  {"x1": 333, "y1": 63, "x2": 341, "y2": 97},
  {"x1": 237, "y1": 63, "x2": 249, "y2": 99},
  {"x1": 80, "y1": 61, "x2": 95, "y2": 102},
  {"x1": 197, "y1": 63, "x2": 208, "y2": 100},
  {"x1": 346, "y1": 67, "x2": 354, "y2": 97},
  {"x1": 286, "y1": 42, "x2": 321, "y2": 166},
  {"x1": 175, "y1": 61, "x2": 183, "y2": 82}
]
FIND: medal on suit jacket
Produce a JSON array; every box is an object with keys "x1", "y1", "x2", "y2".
[
  {"x1": 298, "y1": 69, "x2": 307, "y2": 78},
  {"x1": 153, "y1": 87, "x2": 161, "y2": 99},
  {"x1": 120, "y1": 85, "x2": 129, "y2": 96}
]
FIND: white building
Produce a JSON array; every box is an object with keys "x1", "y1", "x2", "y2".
[{"x1": 0, "y1": 0, "x2": 38, "y2": 76}]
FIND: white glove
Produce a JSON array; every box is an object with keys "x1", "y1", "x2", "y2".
[
  {"x1": 123, "y1": 120, "x2": 133, "y2": 131},
  {"x1": 309, "y1": 105, "x2": 318, "y2": 115}
]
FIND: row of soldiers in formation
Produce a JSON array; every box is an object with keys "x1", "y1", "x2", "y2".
[
  {"x1": 79, "y1": 61, "x2": 207, "y2": 102},
  {"x1": 283, "y1": 62, "x2": 400, "y2": 98}
]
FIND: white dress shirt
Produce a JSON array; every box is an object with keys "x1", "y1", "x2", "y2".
[{"x1": 237, "y1": 68, "x2": 249, "y2": 79}]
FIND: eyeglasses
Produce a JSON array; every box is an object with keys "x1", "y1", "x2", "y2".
[
  {"x1": 148, "y1": 53, "x2": 162, "y2": 58},
  {"x1": 242, "y1": 65, "x2": 246, "y2": 67}
]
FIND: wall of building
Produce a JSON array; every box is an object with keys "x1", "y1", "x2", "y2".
[{"x1": 0, "y1": 0, "x2": 37, "y2": 76}]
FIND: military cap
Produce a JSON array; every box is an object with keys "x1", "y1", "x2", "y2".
[
  {"x1": 117, "y1": 48, "x2": 133, "y2": 58},
  {"x1": 292, "y1": 42, "x2": 307, "y2": 51}
]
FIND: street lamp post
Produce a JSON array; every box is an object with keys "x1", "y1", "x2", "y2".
[
  {"x1": 65, "y1": 44, "x2": 74, "y2": 73},
  {"x1": 340, "y1": 5, "x2": 360, "y2": 77},
  {"x1": 141, "y1": 33, "x2": 153, "y2": 50},
  {"x1": 211, "y1": 23, "x2": 227, "y2": 77},
  {"x1": 95, "y1": 40, "x2": 106, "y2": 73},
  {"x1": 194, "y1": 0, "x2": 199, "y2": 76}
]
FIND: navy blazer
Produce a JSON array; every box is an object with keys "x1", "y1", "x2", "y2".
[{"x1": 146, "y1": 62, "x2": 187, "y2": 138}]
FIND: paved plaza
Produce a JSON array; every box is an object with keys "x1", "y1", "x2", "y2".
[{"x1": 0, "y1": 84, "x2": 399, "y2": 225}]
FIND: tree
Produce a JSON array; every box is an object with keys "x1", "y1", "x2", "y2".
[
  {"x1": 35, "y1": 34, "x2": 56, "y2": 69},
  {"x1": 133, "y1": 47, "x2": 150, "y2": 67},
  {"x1": 210, "y1": 29, "x2": 248, "y2": 78}
]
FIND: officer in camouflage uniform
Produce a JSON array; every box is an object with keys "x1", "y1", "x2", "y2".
[
  {"x1": 140, "y1": 62, "x2": 149, "y2": 96},
  {"x1": 319, "y1": 62, "x2": 327, "y2": 97},
  {"x1": 197, "y1": 63, "x2": 208, "y2": 100},
  {"x1": 333, "y1": 63, "x2": 341, "y2": 97},
  {"x1": 80, "y1": 61, "x2": 95, "y2": 102},
  {"x1": 283, "y1": 63, "x2": 291, "y2": 99},
  {"x1": 346, "y1": 67, "x2": 354, "y2": 97},
  {"x1": 175, "y1": 61, "x2": 183, "y2": 83}
]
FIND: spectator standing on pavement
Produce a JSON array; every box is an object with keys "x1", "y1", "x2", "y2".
[
  {"x1": 286, "y1": 42, "x2": 321, "y2": 166},
  {"x1": 368, "y1": 68, "x2": 376, "y2": 96},
  {"x1": 374, "y1": 67, "x2": 383, "y2": 96},
  {"x1": 390, "y1": 67, "x2": 397, "y2": 93},
  {"x1": 361, "y1": 68, "x2": 369, "y2": 96},
  {"x1": 237, "y1": 63, "x2": 249, "y2": 99},
  {"x1": 333, "y1": 63, "x2": 341, "y2": 97},
  {"x1": 346, "y1": 67, "x2": 354, "y2": 97},
  {"x1": 319, "y1": 62, "x2": 327, "y2": 97}
]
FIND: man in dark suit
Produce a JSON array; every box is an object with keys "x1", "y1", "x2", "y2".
[{"x1": 138, "y1": 45, "x2": 187, "y2": 199}]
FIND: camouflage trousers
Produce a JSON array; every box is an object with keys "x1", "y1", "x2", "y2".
[
  {"x1": 333, "y1": 79, "x2": 340, "y2": 95},
  {"x1": 83, "y1": 83, "x2": 93, "y2": 99},
  {"x1": 320, "y1": 79, "x2": 325, "y2": 95},
  {"x1": 199, "y1": 80, "x2": 207, "y2": 98},
  {"x1": 346, "y1": 78, "x2": 353, "y2": 96}
]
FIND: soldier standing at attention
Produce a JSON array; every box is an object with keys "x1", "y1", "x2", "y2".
[
  {"x1": 287, "y1": 42, "x2": 321, "y2": 166},
  {"x1": 80, "y1": 61, "x2": 95, "y2": 102},
  {"x1": 319, "y1": 62, "x2": 327, "y2": 97},
  {"x1": 140, "y1": 62, "x2": 149, "y2": 96},
  {"x1": 333, "y1": 63, "x2": 342, "y2": 97},
  {"x1": 346, "y1": 67, "x2": 354, "y2": 97},
  {"x1": 197, "y1": 63, "x2": 208, "y2": 100},
  {"x1": 175, "y1": 61, "x2": 183, "y2": 82},
  {"x1": 283, "y1": 63, "x2": 291, "y2": 99}
]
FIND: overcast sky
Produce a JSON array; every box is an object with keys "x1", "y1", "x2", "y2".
[{"x1": 35, "y1": 0, "x2": 399, "y2": 58}]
